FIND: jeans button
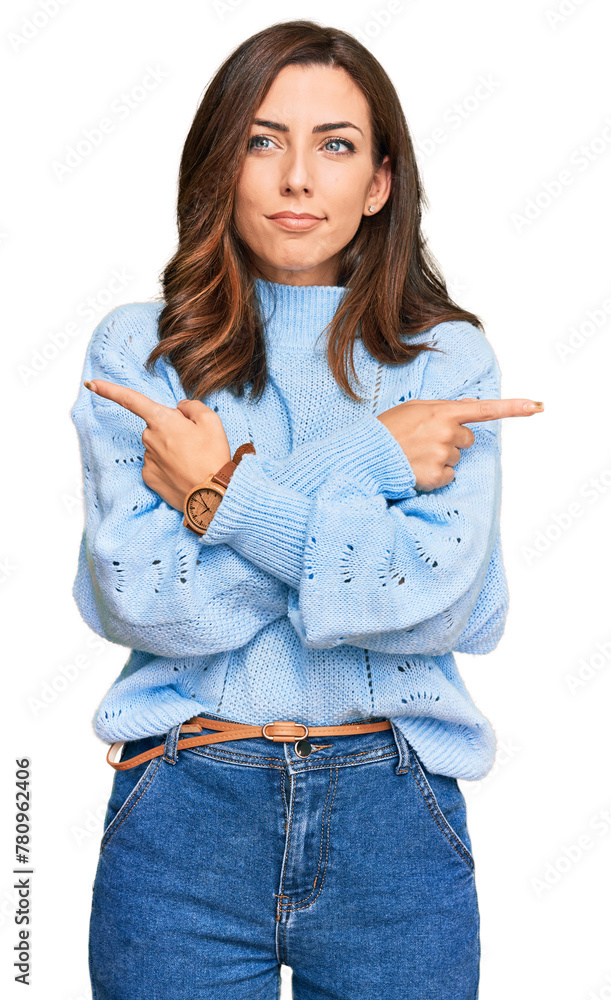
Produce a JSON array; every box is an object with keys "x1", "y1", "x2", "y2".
[{"x1": 295, "y1": 738, "x2": 312, "y2": 758}]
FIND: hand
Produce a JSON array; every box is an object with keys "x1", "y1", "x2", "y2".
[
  {"x1": 376, "y1": 397, "x2": 544, "y2": 492},
  {"x1": 84, "y1": 379, "x2": 231, "y2": 511}
]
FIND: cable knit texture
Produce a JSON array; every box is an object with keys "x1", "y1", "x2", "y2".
[{"x1": 70, "y1": 278, "x2": 509, "y2": 780}]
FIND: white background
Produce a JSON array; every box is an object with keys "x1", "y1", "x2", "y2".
[{"x1": 2, "y1": 0, "x2": 611, "y2": 997}]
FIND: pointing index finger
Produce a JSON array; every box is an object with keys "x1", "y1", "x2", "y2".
[
  {"x1": 85, "y1": 379, "x2": 173, "y2": 425},
  {"x1": 449, "y1": 398, "x2": 544, "y2": 423}
]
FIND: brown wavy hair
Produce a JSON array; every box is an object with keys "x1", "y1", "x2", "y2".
[{"x1": 146, "y1": 19, "x2": 485, "y2": 404}]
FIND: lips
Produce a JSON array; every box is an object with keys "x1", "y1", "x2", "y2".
[
  {"x1": 266, "y1": 212, "x2": 325, "y2": 231},
  {"x1": 267, "y1": 212, "x2": 324, "y2": 220}
]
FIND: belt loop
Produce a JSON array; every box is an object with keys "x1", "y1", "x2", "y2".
[
  {"x1": 388, "y1": 720, "x2": 412, "y2": 774},
  {"x1": 163, "y1": 723, "x2": 182, "y2": 765}
]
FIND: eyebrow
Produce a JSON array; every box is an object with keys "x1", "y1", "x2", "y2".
[{"x1": 252, "y1": 118, "x2": 364, "y2": 137}]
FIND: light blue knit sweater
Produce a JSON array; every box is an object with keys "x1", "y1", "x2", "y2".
[{"x1": 70, "y1": 279, "x2": 509, "y2": 780}]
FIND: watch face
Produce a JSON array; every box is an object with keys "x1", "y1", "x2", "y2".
[{"x1": 186, "y1": 486, "x2": 223, "y2": 529}]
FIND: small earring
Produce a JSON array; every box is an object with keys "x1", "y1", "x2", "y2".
[{"x1": 368, "y1": 205, "x2": 375, "y2": 212}]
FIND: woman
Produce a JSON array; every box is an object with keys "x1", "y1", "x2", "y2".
[{"x1": 71, "y1": 19, "x2": 543, "y2": 1000}]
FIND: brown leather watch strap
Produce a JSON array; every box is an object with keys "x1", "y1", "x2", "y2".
[
  {"x1": 209, "y1": 460, "x2": 236, "y2": 489},
  {"x1": 208, "y1": 442, "x2": 257, "y2": 489},
  {"x1": 233, "y1": 442, "x2": 256, "y2": 461}
]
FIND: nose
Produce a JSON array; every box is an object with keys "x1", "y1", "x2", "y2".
[{"x1": 279, "y1": 142, "x2": 315, "y2": 196}]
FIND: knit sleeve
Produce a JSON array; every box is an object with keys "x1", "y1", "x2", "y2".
[
  {"x1": 70, "y1": 304, "x2": 288, "y2": 658},
  {"x1": 199, "y1": 341, "x2": 508, "y2": 655},
  {"x1": 241, "y1": 412, "x2": 419, "y2": 501}
]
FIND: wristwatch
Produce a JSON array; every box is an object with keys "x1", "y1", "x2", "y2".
[{"x1": 183, "y1": 442, "x2": 256, "y2": 536}]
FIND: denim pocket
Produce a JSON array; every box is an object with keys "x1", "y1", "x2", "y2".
[
  {"x1": 407, "y1": 748, "x2": 475, "y2": 873},
  {"x1": 100, "y1": 753, "x2": 164, "y2": 854}
]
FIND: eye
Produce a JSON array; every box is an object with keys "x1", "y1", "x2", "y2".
[
  {"x1": 323, "y1": 137, "x2": 356, "y2": 156},
  {"x1": 247, "y1": 135, "x2": 278, "y2": 151}
]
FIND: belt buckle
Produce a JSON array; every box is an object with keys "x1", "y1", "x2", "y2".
[{"x1": 262, "y1": 720, "x2": 312, "y2": 758}]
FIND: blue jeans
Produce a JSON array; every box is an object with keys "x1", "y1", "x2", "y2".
[{"x1": 89, "y1": 711, "x2": 480, "y2": 999}]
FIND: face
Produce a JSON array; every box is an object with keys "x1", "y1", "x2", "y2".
[{"x1": 233, "y1": 63, "x2": 391, "y2": 286}]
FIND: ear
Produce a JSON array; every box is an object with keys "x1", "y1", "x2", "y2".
[{"x1": 363, "y1": 154, "x2": 392, "y2": 216}]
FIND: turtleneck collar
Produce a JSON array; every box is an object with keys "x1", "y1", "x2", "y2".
[{"x1": 253, "y1": 277, "x2": 349, "y2": 349}]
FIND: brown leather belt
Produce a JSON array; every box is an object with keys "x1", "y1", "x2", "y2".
[{"x1": 106, "y1": 716, "x2": 392, "y2": 770}]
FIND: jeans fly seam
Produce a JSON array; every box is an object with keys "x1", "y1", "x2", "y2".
[
  {"x1": 280, "y1": 765, "x2": 334, "y2": 909},
  {"x1": 280, "y1": 768, "x2": 288, "y2": 832},
  {"x1": 279, "y1": 772, "x2": 295, "y2": 904},
  {"x1": 280, "y1": 766, "x2": 339, "y2": 913}
]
